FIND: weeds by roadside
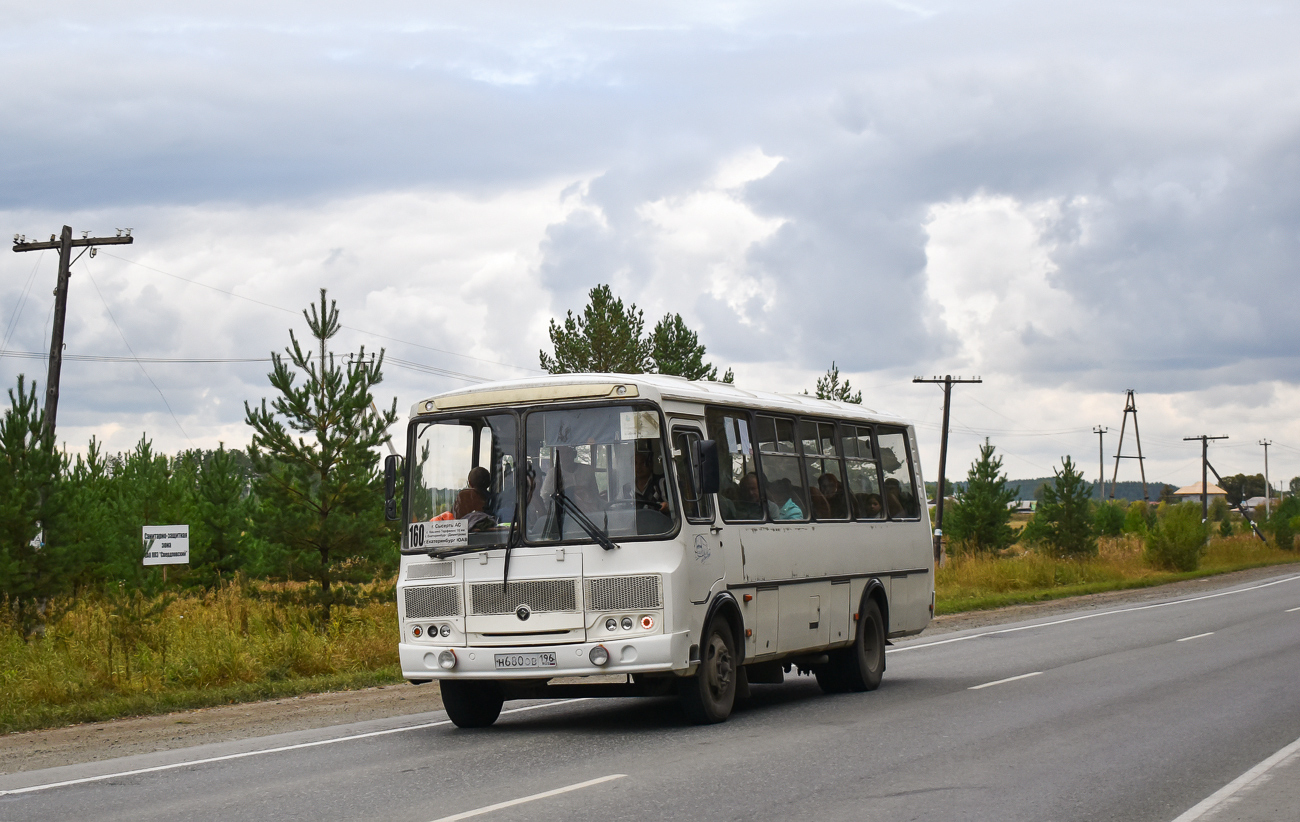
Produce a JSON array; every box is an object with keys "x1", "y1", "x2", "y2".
[
  {"x1": 0, "y1": 577, "x2": 399, "y2": 734},
  {"x1": 937, "y1": 534, "x2": 1297, "y2": 614}
]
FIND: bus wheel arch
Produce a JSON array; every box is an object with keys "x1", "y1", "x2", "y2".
[
  {"x1": 816, "y1": 582, "x2": 887, "y2": 694},
  {"x1": 679, "y1": 593, "x2": 743, "y2": 724}
]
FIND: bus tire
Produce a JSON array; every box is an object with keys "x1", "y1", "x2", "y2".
[
  {"x1": 818, "y1": 599, "x2": 885, "y2": 694},
  {"x1": 678, "y1": 619, "x2": 738, "y2": 724},
  {"x1": 440, "y1": 679, "x2": 504, "y2": 728}
]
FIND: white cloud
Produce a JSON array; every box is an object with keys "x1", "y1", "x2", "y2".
[{"x1": 923, "y1": 193, "x2": 1085, "y2": 373}]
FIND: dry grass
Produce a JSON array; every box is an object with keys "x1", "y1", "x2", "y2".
[
  {"x1": 0, "y1": 579, "x2": 400, "y2": 733},
  {"x1": 937, "y1": 535, "x2": 1298, "y2": 614}
]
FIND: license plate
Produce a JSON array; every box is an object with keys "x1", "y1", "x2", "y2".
[{"x1": 494, "y1": 652, "x2": 558, "y2": 670}]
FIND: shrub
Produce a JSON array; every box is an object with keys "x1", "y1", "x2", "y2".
[
  {"x1": 1145, "y1": 503, "x2": 1208, "y2": 571},
  {"x1": 1219, "y1": 517, "x2": 1233, "y2": 538},
  {"x1": 1094, "y1": 501, "x2": 1127, "y2": 537},
  {"x1": 1123, "y1": 501, "x2": 1151, "y2": 535}
]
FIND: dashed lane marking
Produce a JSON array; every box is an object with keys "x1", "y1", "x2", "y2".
[
  {"x1": 968, "y1": 671, "x2": 1042, "y2": 690},
  {"x1": 428, "y1": 774, "x2": 627, "y2": 822}
]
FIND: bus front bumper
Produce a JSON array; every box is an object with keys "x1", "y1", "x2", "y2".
[{"x1": 400, "y1": 631, "x2": 691, "y2": 680}]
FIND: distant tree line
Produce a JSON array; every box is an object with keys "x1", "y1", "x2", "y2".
[
  {"x1": 943, "y1": 441, "x2": 1299, "y2": 570},
  {"x1": 0, "y1": 290, "x2": 396, "y2": 636}
]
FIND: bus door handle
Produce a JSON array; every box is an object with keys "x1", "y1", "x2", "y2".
[{"x1": 709, "y1": 526, "x2": 723, "y2": 535}]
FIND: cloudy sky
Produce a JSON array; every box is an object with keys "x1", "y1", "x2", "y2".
[{"x1": 2, "y1": 0, "x2": 1297, "y2": 489}]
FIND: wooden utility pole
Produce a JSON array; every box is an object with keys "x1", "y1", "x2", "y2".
[
  {"x1": 1110, "y1": 389, "x2": 1149, "y2": 501},
  {"x1": 1093, "y1": 426, "x2": 1108, "y2": 500},
  {"x1": 1184, "y1": 434, "x2": 1228, "y2": 521},
  {"x1": 1259, "y1": 439, "x2": 1272, "y2": 514},
  {"x1": 912, "y1": 375, "x2": 982, "y2": 565},
  {"x1": 11, "y1": 226, "x2": 134, "y2": 437}
]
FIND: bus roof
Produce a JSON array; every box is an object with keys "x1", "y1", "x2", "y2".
[{"x1": 412, "y1": 373, "x2": 912, "y2": 427}]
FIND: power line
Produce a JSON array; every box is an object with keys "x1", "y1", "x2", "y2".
[
  {"x1": 99, "y1": 251, "x2": 539, "y2": 376},
  {"x1": 81, "y1": 257, "x2": 194, "y2": 448}
]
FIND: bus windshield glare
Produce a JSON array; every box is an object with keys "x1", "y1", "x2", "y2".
[
  {"x1": 409, "y1": 413, "x2": 518, "y2": 550},
  {"x1": 524, "y1": 404, "x2": 677, "y2": 542}
]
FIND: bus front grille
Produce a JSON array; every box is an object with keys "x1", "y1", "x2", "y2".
[
  {"x1": 585, "y1": 576, "x2": 662, "y2": 611},
  {"x1": 469, "y1": 580, "x2": 579, "y2": 615},
  {"x1": 404, "y1": 585, "x2": 462, "y2": 619},
  {"x1": 407, "y1": 561, "x2": 454, "y2": 580}
]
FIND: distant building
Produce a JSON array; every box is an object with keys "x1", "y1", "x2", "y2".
[
  {"x1": 1173, "y1": 482, "x2": 1227, "y2": 504},
  {"x1": 1007, "y1": 500, "x2": 1037, "y2": 513},
  {"x1": 1243, "y1": 496, "x2": 1274, "y2": 512}
]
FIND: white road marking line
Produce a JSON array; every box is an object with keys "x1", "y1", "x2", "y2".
[
  {"x1": 968, "y1": 671, "x2": 1042, "y2": 690},
  {"x1": 428, "y1": 774, "x2": 626, "y2": 822},
  {"x1": 1171, "y1": 734, "x2": 1300, "y2": 821},
  {"x1": 1177, "y1": 632, "x2": 1215, "y2": 642},
  {"x1": 1286, "y1": 606, "x2": 1300, "y2": 613},
  {"x1": 0, "y1": 699, "x2": 589, "y2": 797},
  {"x1": 889, "y1": 574, "x2": 1300, "y2": 655}
]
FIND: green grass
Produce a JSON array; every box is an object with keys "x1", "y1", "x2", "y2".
[
  {"x1": 936, "y1": 534, "x2": 1300, "y2": 614},
  {"x1": 1, "y1": 578, "x2": 401, "y2": 735},
  {"x1": 1, "y1": 666, "x2": 404, "y2": 735}
]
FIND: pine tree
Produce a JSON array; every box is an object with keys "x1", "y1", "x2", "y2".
[
  {"x1": 1031, "y1": 456, "x2": 1097, "y2": 556},
  {"x1": 813, "y1": 362, "x2": 862, "y2": 404},
  {"x1": 244, "y1": 289, "x2": 398, "y2": 622},
  {"x1": 0, "y1": 375, "x2": 68, "y2": 636},
  {"x1": 650, "y1": 313, "x2": 719, "y2": 380},
  {"x1": 539, "y1": 284, "x2": 652, "y2": 374},
  {"x1": 945, "y1": 439, "x2": 1017, "y2": 553},
  {"x1": 191, "y1": 443, "x2": 256, "y2": 586}
]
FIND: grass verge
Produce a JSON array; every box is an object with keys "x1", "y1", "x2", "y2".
[
  {"x1": 936, "y1": 534, "x2": 1299, "y2": 614},
  {"x1": 1, "y1": 666, "x2": 404, "y2": 736}
]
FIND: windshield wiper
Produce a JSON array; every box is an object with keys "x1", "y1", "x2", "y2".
[
  {"x1": 552, "y1": 487, "x2": 618, "y2": 552},
  {"x1": 544, "y1": 460, "x2": 617, "y2": 552}
]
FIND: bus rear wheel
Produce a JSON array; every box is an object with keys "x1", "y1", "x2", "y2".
[
  {"x1": 678, "y1": 620, "x2": 737, "y2": 724},
  {"x1": 816, "y1": 598, "x2": 885, "y2": 694},
  {"x1": 440, "y1": 679, "x2": 504, "y2": 728}
]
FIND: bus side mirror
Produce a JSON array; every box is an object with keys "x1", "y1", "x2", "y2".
[
  {"x1": 692, "y1": 439, "x2": 720, "y2": 495},
  {"x1": 384, "y1": 454, "x2": 402, "y2": 521}
]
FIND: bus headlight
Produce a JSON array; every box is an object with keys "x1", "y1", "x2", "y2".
[
  {"x1": 439, "y1": 624, "x2": 451, "y2": 638},
  {"x1": 437, "y1": 650, "x2": 457, "y2": 670},
  {"x1": 589, "y1": 645, "x2": 610, "y2": 666}
]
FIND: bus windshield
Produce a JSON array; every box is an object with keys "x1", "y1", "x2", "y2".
[
  {"x1": 409, "y1": 413, "x2": 518, "y2": 550},
  {"x1": 524, "y1": 404, "x2": 677, "y2": 543}
]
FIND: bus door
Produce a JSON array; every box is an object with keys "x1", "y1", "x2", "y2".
[{"x1": 670, "y1": 423, "x2": 722, "y2": 604}]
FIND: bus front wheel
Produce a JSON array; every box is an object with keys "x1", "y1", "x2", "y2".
[
  {"x1": 678, "y1": 620, "x2": 737, "y2": 724},
  {"x1": 817, "y1": 598, "x2": 885, "y2": 694},
  {"x1": 440, "y1": 679, "x2": 504, "y2": 728}
]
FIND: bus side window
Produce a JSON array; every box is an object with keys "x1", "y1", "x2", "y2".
[
  {"x1": 672, "y1": 429, "x2": 714, "y2": 523},
  {"x1": 842, "y1": 424, "x2": 884, "y2": 520},
  {"x1": 799, "y1": 419, "x2": 848, "y2": 520},
  {"x1": 876, "y1": 428, "x2": 919, "y2": 519},
  {"x1": 756, "y1": 415, "x2": 809, "y2": 522},
  {"x1": 706, "y1": 408, "x2": 763, "y2": 522}
]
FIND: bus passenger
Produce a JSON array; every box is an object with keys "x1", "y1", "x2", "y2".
[
  {"x1": 766, "y1": 478, "x2": 805, "y2": 521},
  {"x1": 453, "y1": 467, "x2": 491, "y2": 518},
  {"x1": 884, "y1": 479, "x2": 906, "y2": 518},
  {"x1": 634, "y1": 449, "x2": 669, "y2": 514},
  {"x1": 817, "y1": 473, "x2": 847, "y2": 519},
  {"x1": 861, "y1": 493, "x2": 883, "y2": 519},
  {"x1": 720, "y1": 472, "x2": 764, "y2": 520}
]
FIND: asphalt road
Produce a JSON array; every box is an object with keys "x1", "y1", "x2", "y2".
[{"x1": 6, "y1": 571, "x2": 1300, "y2": 822}]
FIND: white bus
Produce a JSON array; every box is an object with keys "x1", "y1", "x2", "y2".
[{"x1": 386, "y1": 374, "x2": 934, "y2": 727}]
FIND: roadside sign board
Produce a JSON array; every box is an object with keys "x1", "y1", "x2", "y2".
[{"x1": 142, "y1": 525, "x2": 189, "y2": 565}]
